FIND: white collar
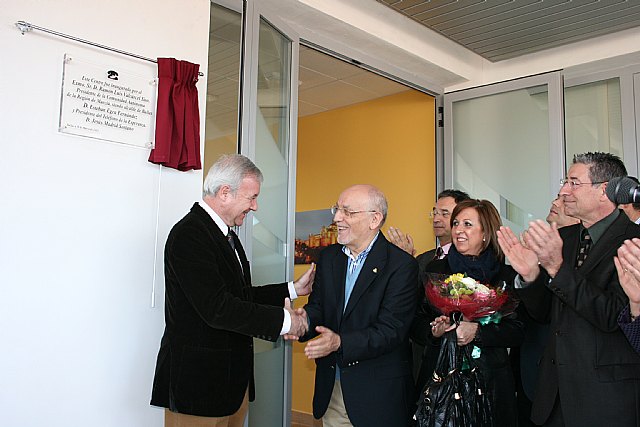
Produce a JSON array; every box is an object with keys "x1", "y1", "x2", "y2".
[
  {"x1": 440, "y1": 242, "x2": 452, "y2": 255},
  {"x1": 198, "y1": 200, "x2": 229, "y2": 236}
]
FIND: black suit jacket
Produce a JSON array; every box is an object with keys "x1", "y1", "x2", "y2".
[
  {"x1": 301, "y1": 234, "x2": 418, "y2": 426},
  {"x1": 150, "y1": 203, "x2": 289, "y2": 417},
  {"x1": 517, "y1": 212, "x2": 640, "y2": 427},
  {"x1": 416, "y1": 248, "x2": 436, "y2": 284}
]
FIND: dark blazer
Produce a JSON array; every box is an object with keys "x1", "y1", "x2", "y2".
[
  {"x1": 150, "y1": 203, "x2": 290, "y2": 417},
  {"x1": 301, "y1": 234, "x2": 418, "y2": 427},
  {"x1": 416, "y1": 248, "x2": 436, "y2": 284},
  {"x1": 517, "y1": 212, "x2": 640, "y2": 427},
  {"x1": 412, "y1": 258, "x2": 524, "y2": 427},
  {"x1": 411, "y1": 248, "x2": 436, "y2": 379}
]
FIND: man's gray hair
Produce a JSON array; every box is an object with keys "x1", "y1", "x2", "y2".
[
  {"x1": 203, "y1": 154, "x2": 263, "y2": 197},
  {"x1": 368, "y1": 186, "x2": 388, "y2": 227},
  {"x1": 573, "y1": 152, "x2": 627, "y2": 183}
]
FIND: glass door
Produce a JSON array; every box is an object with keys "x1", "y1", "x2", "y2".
[
  {"x1": 443, "y1": 73, "x2": 564, "y2": 234},
  {"x1": 239, "y1": 3, "x2": 299, "y2": 426},
  {"x1": 204, "y1": 1, "x2": 244, "y2": 168}
]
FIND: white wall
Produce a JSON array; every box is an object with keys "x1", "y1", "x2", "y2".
[{"x1": 0, "y1": 1, "x2": 209, "y2": 425}]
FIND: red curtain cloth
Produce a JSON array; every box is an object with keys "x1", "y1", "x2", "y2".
[{"x1": 148, "y1": 58, "x2": 202, "y2": 171}]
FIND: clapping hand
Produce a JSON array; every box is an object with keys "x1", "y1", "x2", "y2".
[
  {"x1": 497, "y1": 225, "x2": 541, "y2": 282},
  {"x1": 614, "y1": 239, "x2": 640, "y2": 317},
  {"x1": 522, "y1": 220, "x2": 563, "y2": 277},
  {"x1": 388, "y1": 227, "x2": 416, "y2": 256}
]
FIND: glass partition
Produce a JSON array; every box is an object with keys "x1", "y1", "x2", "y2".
[
  {"x1": 452, "y1": 86, "x2": 550, "y2": 232},
  {"x1": 248, "y1": 17, "x2": 292, "y2": 427},
  {"x1": 564, "y1": 78, "x2": 623, "y2": 168},
  {"x1": 445, "y1": 73, "x2": 564, "y2": 235}
]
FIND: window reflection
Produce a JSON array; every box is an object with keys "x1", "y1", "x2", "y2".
[
  {"x1": 564, "y1": 78, "x2": 623, "y2": 168},
  {"x1": 204, "y1": 4, "x2": 243, "y2": 173},
  {"x1": 256, "y1": 19, "x2": 291, "y2": 158}
]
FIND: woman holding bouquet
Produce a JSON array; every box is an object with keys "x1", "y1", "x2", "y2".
[{"x1": 412, "y1": 199, "x2": 524, "y2": 427}]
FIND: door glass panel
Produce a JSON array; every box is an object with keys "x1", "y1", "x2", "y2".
[
  {"x1": 249, "y1": 17, "x2": 292, "y2": 427},
  {"x1": 564, "y1": 78, "x2": 623, "y2": 168},
  {"x1": 452, "y1": 85, "x2": 550, "y2": 234},
  {"x1": 203, "y1": 3, "x2": 243, "y2": 171}
]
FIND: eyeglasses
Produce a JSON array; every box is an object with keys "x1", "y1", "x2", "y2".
[
  {"x1": 330, "y1": 205, "x2": 377, "y2": 218},
  {"x1": 559, "y1": 178, "x2": 607, "y2": 189},
  {"x1": 429, "y1": 208, "x2": 451, "y2": 219}
]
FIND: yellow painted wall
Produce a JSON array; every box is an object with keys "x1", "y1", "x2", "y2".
[{"x1": 292, "y1": 89, "x2": 436, "y2": 414}]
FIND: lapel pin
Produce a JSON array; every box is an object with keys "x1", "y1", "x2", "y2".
[{"x1": 373, "y1": 268, "x2": 378, "y2": 273}]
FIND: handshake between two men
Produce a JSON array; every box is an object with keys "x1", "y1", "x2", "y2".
[{"x1": 282, "y1": 262, "x2": 342, "y2": 360}]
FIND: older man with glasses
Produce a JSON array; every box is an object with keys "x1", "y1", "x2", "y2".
[
  {"x1": 290, "y1": 184, "x2": 418, "y2": 427},
  {"x1": 498, "y1": 152, "x2": 640, "y2": 427}
]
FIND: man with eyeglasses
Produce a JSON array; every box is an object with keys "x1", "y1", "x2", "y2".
[
  {"x1": 293, "y1": 184, "x2": 418, "y2": 426},
  {"x1": 498, "y1": 152, "x2": 640, "y2": 427},
  {"x1": 389, "y1": 189, "x2": 470, "y2": 282}
]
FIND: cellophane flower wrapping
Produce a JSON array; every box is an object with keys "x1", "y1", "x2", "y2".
[{"x1": 425, "y1": 273, "x2": 516, "y2": 321}]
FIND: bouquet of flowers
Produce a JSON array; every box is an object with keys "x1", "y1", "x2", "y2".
[{"x1": 425, "y1": 272, "x2": 515, "y2": 321}]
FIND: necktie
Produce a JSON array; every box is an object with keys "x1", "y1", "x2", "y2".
[
  {"x1": 576, "y1": 229, "x2": 591, "y2": 268},
  {"x1": 434, "y1": 246, "x2": 444, "y2": 260},
  {"x1": 227, "y1": 229, "x2": 245, "y2": 275},
  {"x1": 227, "y1": 229, "x2": 236, "y2": 252}
]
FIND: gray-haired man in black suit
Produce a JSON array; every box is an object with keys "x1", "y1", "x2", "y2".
[
  {"x1": 151, "y1": 154, "x2": 315, "y2": 427},
  {"x1": 498, "y1": 152, "x2": 640, "y2": 427}
]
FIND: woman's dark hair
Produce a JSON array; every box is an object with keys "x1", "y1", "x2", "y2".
[{"x1": 450, "y1": 199, "x2": 503, "y2": 261}]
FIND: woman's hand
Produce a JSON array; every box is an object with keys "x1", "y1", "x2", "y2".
[
  {"x1": 430, "y1": 315, "x2": 452, "y2": 338},
  {"x1": 455, "y1": 321, "x2": 479, "y2": 346}
]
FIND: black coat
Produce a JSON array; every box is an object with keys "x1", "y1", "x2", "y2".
[
  {"x1": 416, "y1": 248, "x2": 437, "y2": 284},
  {"x1": 517, "y1": 212, "x2": 640, "y2": 427},
  {"x1": 301, "y1": 234, "x2": 418, "y2": 427},
  {"x1": 412, "y1": 257, "x2": 524, "y2": 427},
  {"x1": 150, "y1": 203, "x2": 289, "y2": 417}
]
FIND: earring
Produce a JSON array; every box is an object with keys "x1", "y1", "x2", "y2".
[{"x1": 482, "y1": 236, "x2": 486, "y2": 242}]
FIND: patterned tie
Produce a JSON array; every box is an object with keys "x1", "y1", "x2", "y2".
[
  {"x1": 434, "y1": 246, "x2": 444, "y2": 260},
  {"x1": 227, "y1": 229, "x2": 236, "y2": 252},
  {"x1": 576, "y1": 229, "x2": 591, "y2": 268}
]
